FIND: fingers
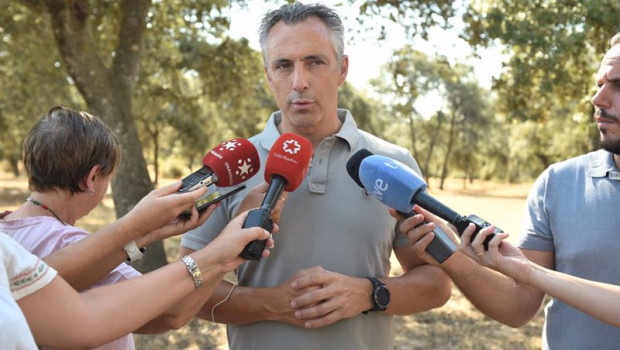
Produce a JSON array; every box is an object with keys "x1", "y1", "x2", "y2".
[
  {"x1": 412, "y1": 205, "x2": 442, "y2": 224},
  {"x1": 183, "y1": 202, "x2": 216, "y2": 227},
  {"x1": 289, "y1": 272, "x2": 368, "y2": 328},
  {"x1": 247, "y1": 226, "x2": 271, "y2": 242},
  {"x1": 291, "y1": 266, "x2": 329, "y2": 289},
  {"x1": 388, "y1": 207, "x2": 408, "y2": 220},
  {"x1": 398, "y1": 212, "x2": 426, "y2": 234},
  {"x1": 470, "y1": 226, "x2": 503, "y2": 256},
  {"x1": 459, "y1": 222, "x2": 477, "y2": 247},
  {"x1": 249, "y1": 181, "x2": 269, "y2": 194},
  {"x1": 270, "y1": 192, "x2": 288, "y2": 224},
  {"x1": 150, "y1": 180, "x2": 183, "y2": 196},
  {"x1": 412, "y1": 229, "x2": 435, "y2": 254},
  {"x1": 294, "y1": 300, "x2": 341, "y2": 328}
]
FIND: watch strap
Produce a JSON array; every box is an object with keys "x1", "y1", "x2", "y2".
[
  {"x1": 364, "y1": 277, "x2": 389, "y2": 314},
  {"x1": 123, "y1": 240, "x2": 145, "y2": 262}
]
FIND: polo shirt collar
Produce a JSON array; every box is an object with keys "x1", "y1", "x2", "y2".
[
  {"x1": 586, "y1": 149, "x2": 620, "y2": 180},
  {"x1": 258, "y1": 109, "x2": 359, "y2": 151}
]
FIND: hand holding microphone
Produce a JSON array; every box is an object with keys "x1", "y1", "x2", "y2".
[
  {"x1": 178, "y1": 138, "x2": 260, "y2": 192},
  {"x1": 240, "y1": 133, "x2": 313, "y2": 260},
  {"x1": 354, "y1": 152, "x2": 501, "y2": 253},
  {"x1": 346, "y1": 150, "x2": 457, "y2": 263},
  {"x1": 177, "y1": 138, "x2": 260, "y2": 218}
]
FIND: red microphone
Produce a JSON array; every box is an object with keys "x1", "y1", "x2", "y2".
[
  {"x1": 240, "y1": 133, "x2": 313, "y2": 260},
  {"x1": 178, "y1": 138, "x2": 260, "y2": 192}
]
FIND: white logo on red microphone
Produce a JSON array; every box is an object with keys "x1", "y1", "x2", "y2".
[
  {"x1": 236, "y1": 158, "x2": 254, "y2": 179},
  {"x1": 282, "y1": 139, "x2": 301, "y2": 154},
  {"x1": 220, "y1": 140, "x2": 242, "y2": 152}
]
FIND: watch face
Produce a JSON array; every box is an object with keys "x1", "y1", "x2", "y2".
[{"x1": 376, "y1": 286, "x2": 390, "y2": 307}]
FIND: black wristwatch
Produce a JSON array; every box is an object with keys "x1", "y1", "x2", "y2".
[{"x1": 363, "y1": 277, "x2": 390, "y2": 313}]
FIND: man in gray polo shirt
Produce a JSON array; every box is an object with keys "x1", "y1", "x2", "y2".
[
  {"x1": 180, "y1": 3, "x2": 451, "y2": 349},
  {"x1": 404, "y1": 32, "x2": 620, "y2": 349}
]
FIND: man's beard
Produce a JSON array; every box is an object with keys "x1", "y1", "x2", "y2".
[
  {"x1": 600, "y1": 135, "x2": 620, "y2": 155},
  {"x1": 596, "y1": 108, "x2": 620, "y2": 154}
]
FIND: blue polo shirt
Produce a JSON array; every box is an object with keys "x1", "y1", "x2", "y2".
[{"x1": 519, "y1": 149, "x2": 620, "y2": 350}]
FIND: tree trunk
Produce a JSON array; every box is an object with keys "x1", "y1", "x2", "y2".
[
  {"x1": 407, "y1": 110, "x2": 420, "y2": 161},
  {"x1": 153, "y1": 129, "x2": 159, "y2": 187},
  {"x1": 423, "y1": 111, "x2": 444, "y2": 183},
  {"x1": 8, "y1": 154, "x2": 20, "y2": 177},
  {"x1": 44, "y1": 0, "x2": 167, "y2": 272}
]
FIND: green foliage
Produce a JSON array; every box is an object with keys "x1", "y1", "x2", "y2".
[
  {"x1": 462, "y1": 0, "x2": 620, "y2": 127},
  {"x1": 361, "y1": 0, "x2": 616, "y2": 182},
  {"x1": 356, "y1": 0, "x2": 457, "y2": 40},
  {"x1": 339, "y1": 82, "x2": 389, "y2": 136}
]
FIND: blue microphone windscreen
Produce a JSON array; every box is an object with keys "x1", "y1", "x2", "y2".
[{"x1": 359, "y1": 155, "x2": 427, "y2": 213}]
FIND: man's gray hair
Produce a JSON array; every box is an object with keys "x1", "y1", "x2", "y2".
[{"x1": 259, "y1": 2, "x2": 345, "y2": 65}]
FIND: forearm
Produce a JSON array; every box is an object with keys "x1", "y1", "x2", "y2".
[
  {"x1": 384, "y1": 264, "x2": 451, "y2": 315},
  {"x1": 136, "y1": 271, "x2": 225, "y2": 333},
  {"x1": 443, "y1": 252, "x2": 544, "y2": 327},
  {"x1": 196, "y1": 282, "x2": 279, "y2": 325},
  {"x1": 44, "y1": 216, "x2": 143, "y2": 290},
  {"x1": 23, "y1": 261, "x2": 196, "y2": 349},
  {"x1": 527, "y1": 264, "x2": 620, "y2": 327}
]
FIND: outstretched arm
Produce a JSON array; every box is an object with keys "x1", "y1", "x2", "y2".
[
  {"x1": 471, "y1": 227, "x2": 620, "y2": 327},
  {"x1": 19, "y1": 212, "x2": 272, "y2": 349},
  {"x1": 44, "y1": 181, "x2": 210, "y2": 290},
  {"x1": 403, "y1": 206, "x2": 547, "y2": 327}
]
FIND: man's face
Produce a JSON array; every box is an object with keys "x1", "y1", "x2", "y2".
[
  {"x1": 264, "y1": 17, "x2": 348, "y2": 136},
  {"x1": 592, "y1": 45, "x2": 620, "y2": 154}
]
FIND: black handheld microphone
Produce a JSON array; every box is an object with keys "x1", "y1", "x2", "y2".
[
  {"x1": 239, "y1": 133, "x2": 314, "y2": 260},
  {"x1": 357, "y1": 153, "x2": 501, "y2": 252}
]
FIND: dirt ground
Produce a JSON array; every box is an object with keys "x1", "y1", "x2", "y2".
[{"x1": 0, "y1": 173, "x2": 544, "y2": 349}]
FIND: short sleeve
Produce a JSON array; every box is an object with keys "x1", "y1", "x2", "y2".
[
  {"x1": 518, "y1": 168, "x2": 555, "y2": 251},
  {"x1": 1, "y1": 234, "x2": 57, "y2": 300}
]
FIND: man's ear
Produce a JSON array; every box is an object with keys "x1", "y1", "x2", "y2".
[
  {"x1": 338, "y1": 55, "x2": 349, "y2": 86},
  {"x1": 264, "y1": 66, "x2": 272, "y2": 82},
  {"x1": 83, "y1": 165, "x2": 102, "y2": 193}
]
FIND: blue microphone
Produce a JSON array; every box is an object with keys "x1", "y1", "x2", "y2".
[{"x1": 357, "y1": 154, "x2": 499, "y2": 257}]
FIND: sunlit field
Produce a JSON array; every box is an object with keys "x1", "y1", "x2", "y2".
[{"x1": 0, "y1": 172, "x2": 543, "y2": 350}]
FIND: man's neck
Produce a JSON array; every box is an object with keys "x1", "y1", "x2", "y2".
[{"x1": 277, "y1": 114, "x2": 343, "y2": 148}]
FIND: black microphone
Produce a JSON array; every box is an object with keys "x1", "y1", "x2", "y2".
[
  {"x1": 357, "y1": 153, "x2": 501, "y2": 251},
  {"x1": 239, "y1": 133, "x2": 314, "y2": 260}
]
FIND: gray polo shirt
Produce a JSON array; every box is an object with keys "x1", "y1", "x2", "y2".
[
  {"x1": 182, "y1": 109, "x2": 420, "y2": 350},
  {"x1": 519, "y1": 149, "x2": 620, "y2": 350}
]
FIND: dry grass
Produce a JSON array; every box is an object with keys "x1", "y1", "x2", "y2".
[{"x1": 0, "y1": 173, "x2": 544, "y2": 349}]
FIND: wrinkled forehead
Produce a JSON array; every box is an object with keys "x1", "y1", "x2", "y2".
[{"x1": 596, "y1": 45, "x2": 620, "y2": 82}]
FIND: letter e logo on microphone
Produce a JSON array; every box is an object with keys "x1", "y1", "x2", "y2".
[
  {"x1": 368, "y1": 160, "x2": 398, "y2": 200},
  {"x1": 372, "y1": 178, "x2": 388, "y2": 201}
]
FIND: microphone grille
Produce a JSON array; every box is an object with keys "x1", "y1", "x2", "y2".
[
  {"x1": 346, "y1": 149, "x2": 374, "y2": 188},
  {"x1": 203, "y1": 138, "x2": 260, "y2": 187},
  {"x1": 264, "y1": 133, "x2": 313, "y2": 191}
]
